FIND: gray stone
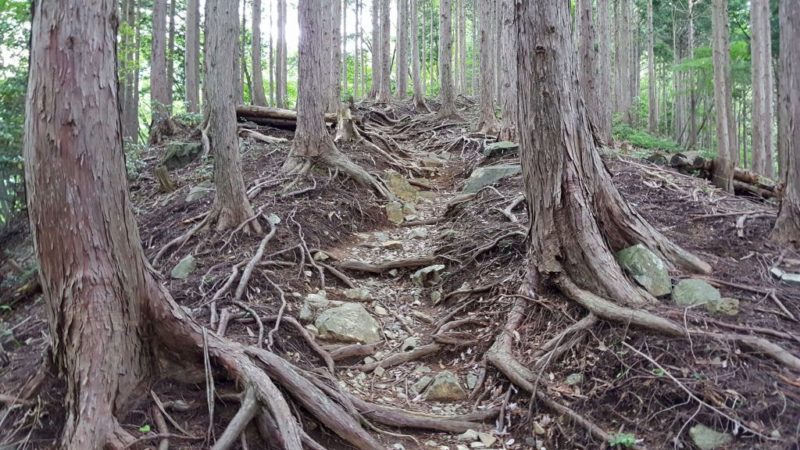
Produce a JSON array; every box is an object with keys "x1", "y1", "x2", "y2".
[
  {"x1": 411, "y1": 264, "x2": 446, "y2": 287},
  {"x1": 170, "y1": 255, "x2": 196, "y2": 280},
  {"x1": 424, "y1": 371, "x2": 467, "y2": 402},
  {"x1": 185, "y1": 182, "x2": 214, "y2": 203},
  {"x1": 386, "y1": 201, "x2": 406, "y2": 225},
  {"x1": 462, "y1": 164, "x2": 521, "y2": 194},
  {"x1": 483, "y1": 141, "x2": 519, "y2": 157},
  {"x1": 466, "y1": 373, "x2": 479, "y2": 390},
  {"x1": 689, "y1": 424, "x2": 733, "y2": 450},
  {"x1": 402, "y1": 336, "x2": 419, "y2": 351},
  {"x1": 386, "y1": 171, "x2": 419, "y2": 203},
  {"x1": 439, "y1": 229, "x2": 458, "y2": 240},
  {"x1": 410, "y1": 227, "x2": 429, "y2": 239},
  {"x1": 412, "y1": 375, "x2": 433, "y2": 394},
  {"x1": 457, "y1": 429, "x2": 479, "y2": 441},
  {"x1": 161, "y1": 141, "x2": 203, "y2": 170},
  {"x1": 313, "y1": 251, "x2": 330, "y2": 261},
  {"x1": 343, "y1": 287, "x2": 371, "y2": 301},
  {"x1": 478, "y1": 433, "x2": 497, "y2": 447},
  {"x1": 565, "y1": 373, "x2": 584, "y2": 385},
  {"x1": 770, "y1": 267, "x2": 800, "y2": 285},
  {"x1": 382, "y1": 240, "x2": 404, "y2": 250},
  {"x1": 616, "y1": 244, "x2": 672, "y2": 297},
  {"x1": 374, "y1": 305, "x2": 389, "y2": 316},
  {"x1": 315, "y1": 303, "x2": 382, "y2": 344},
  {"x1": 672, "y1": 279, "x2": 721, "y2": 307},
  {"x1": 299, "y1": 292, "x2": 331, "y2": 322},
  {"x1": 430, "y1": 289, "x2": 443, "y2": 304},
  {"x1": 706, "y1": 297, "x2": 739, "y2": 316}
]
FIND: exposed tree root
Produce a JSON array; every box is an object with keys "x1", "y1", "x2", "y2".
[
  {"x1": 233, "y1": 219, "x2": 276, "y2": 302},
  {"x1": 359, "y1": 343, "x2": 442, "y2": 372},
  {"x1": 337, "y1": 255, "x2": 438, "y2": 274},
  {"x1": 283, "y1": 148, "x2": 393, "y2": 200}
]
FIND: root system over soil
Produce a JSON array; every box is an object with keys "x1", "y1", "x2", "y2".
[{"x1": 1, "y1": 101, "x2": 799, "y2": 449}]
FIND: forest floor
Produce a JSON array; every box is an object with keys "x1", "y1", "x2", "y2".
[{"x1": 1, "y1": 100, "x2": 799, "y2": 449}]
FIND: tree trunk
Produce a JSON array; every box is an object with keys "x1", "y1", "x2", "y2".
[
  {"x1": 167, "y1": 0, "x2": 176, "y2": 112},
  {"x1": 750, "y1": 0, "x2": 774, "y2": 178},
  {"x1": 497, "y1": 0, "x2": 516, "y2": 141},
  {"x1": 328, "y1": 0, "x2": 343, "y2": 112},
  {"x1": 577, "y1": 0, "x2": 601, "y2": 141},
  {"x1": 647, "y1": 0, "x2": 658, "y2": 133},
  {"x1": 276, "y1": 0, "x2": 288, "y2": 108},
  {"x1": 421, "y1": 1, "x2": 427, "y2": 94},
  {"x1": 25, "y1": 2, "x2": 162, "y2": 447},
  {"x1": 186, "y1": 0, "x2": 201, "y2": 112},
  {"x1": 517, "y1": 0, "x2": 709, "y2": 305},
  {"x1": 122, "y1": 0, "x2": 140, "y2": 141},
  {"x1": 476, "y1": 0, "x2": 497, "y2": 133},
  {"x1": 378, "y1": 0, "x2": 392, "y2": 102},
  {"x1": 411, "y1": 0, "x2": 428, "y2": 110},
  {"x1": 251, "y1": 0, "x2": 269, "y2": 106},
  {"x1": 595, "y1": 0, "x2": 612, "y2": 143},
  {"x1": 471, "y1": 0, "x2": 477, "y2": 96},
  {"x1": 773, "y1": 0, "x2": 800, "y2": 243},
  {"x1": 396, "y1": 0, "x2": 409, "y2": 98},
  {"x1": 369, "y1": 0, "x2": 382, "y2": 98},
  {"x1": 457, "y1": 0, "x2": 467, "y2": 94},
  {"x1": 438, "y1": 0, "x2": 458, "y2": 118},
  {"x1": 206, "y1": 0, "x2": 259, "y2": 231},
  {"x1": 151, "y1": 0, "x2": 169, "y2": 125},
  {"x1": 710, "y1": 0, "x2": 738, "y2": 192},
  {"x1": 688, "y1": 0, "x2": 697, "y2": 149},
  {"x1": 269, "y1": 0, "x2": 275, "y2": 105}
]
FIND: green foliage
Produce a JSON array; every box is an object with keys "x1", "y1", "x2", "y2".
[
  {"x1": 138, "y1": 424, "x2": 151, "y2": 434},
  {"x1": 609, "y1": 433, "x2": 637, "y2": 448},
  {"x1": 613, "y1": 122, "x2": 681, "y2": 153}
]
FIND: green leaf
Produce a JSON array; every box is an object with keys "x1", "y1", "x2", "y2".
[
  {"x1": 652, "y1": 368, "x2": 666, "y2": 377},
  {"x1": 609, "y1": 432, "x2": 637, "y2": 448},
  {"x1": 138, "y1": 424, "x2": 151, "y2": 434}
]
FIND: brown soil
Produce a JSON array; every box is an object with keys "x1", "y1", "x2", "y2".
[{"x1": 1, "y1": 102, "x2": 798, "y2": 449}]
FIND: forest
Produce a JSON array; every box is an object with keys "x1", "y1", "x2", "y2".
[{"x1": 0, "y1": 0, "x2": 799, "y2": 449}]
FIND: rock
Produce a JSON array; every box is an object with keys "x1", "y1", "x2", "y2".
[
  {"x1": 412, "y1": 375, "x2": 433, "y2": 394},
  {"x1": 462, "y1": 164, "x2": 521, "y2": 194},
  {"x1": 313, "y1": 251, "x2": 330, "y2": 261},
  {"x1": 430, "y1": 289, "x2": 443, "y2": 304},
  {"x1": 185, "y1": 182, "x2": 214, "y2": 203},
  {"x1": 466, "y1": 373, "x2": 479, "y2": 390},
  {"x1": 304, "y1": 324, "x2": 318, "y2": 335},
  {"x1": 483, "y1": 141, "x2": 519, "y2": 157},
  {"x1": 374, "y1": 366, "x2": 386, "y2": 377},
  {"x1": 410, "y1": 227, "x2": 429, "y2": 239},
  {"x1": 770, "y1": 267, "x2": 800, "y2": 285},
  {"x1": 315, "y1": 303, "x2": 382, "y2": 343},
  {"x1": 386, "y1": 171, "x2": 419, "y2": 202},
  {"x1": 689, "y1": 424, "x2": 733, "y2": 450},
  {"x1": 299, "y1": 292, "x2": 331, "y2": 322},
  {"x1": 478, "y1": 432, "x2": 497, "y2": 447},
  {"x1": 411, "y1": 264, "x2": 446, "y2": 287},
  {"x1": 424, "y1": 371, "x2": 467, "y2": 402},
  {"x1": 457, "y1": 430, "x2": 479, "y2": 441},
  {"x1": 706, "y1": 297, "x2": 739, "y2": 316},
  {"x1": 374, "y1": 305, "x2": 389, "y2": 316},
  {"x1": 565, "y1": 373, "x2": 584, "y2": 385},
  {"x1": 170, "y1": 255, "x2": 196, "y2": 280},
  {"x1": 382, "y1": 240, "x2": 404, "y2": 250},
  {"x1": 343, "y1": 287, "x2": 371, "y2": 301},
  {"x1": 616, "y1": 244, "x2": 672, "y2": 297},
  {"x1": 161, "y1": 141, "x2": 203, "y2": 170},
  {"x1": 386, "y1": 201, "x2": 406, "y2": 225},
  {"x1": 402, "y1": 336, "x2": 419, "y2": 352},
  {"x1": 672, "y1": 279, "x2": 721, "y2": 307},
  {"x1": 439, "y1": 229, "x2": 458, "y2": 240}
]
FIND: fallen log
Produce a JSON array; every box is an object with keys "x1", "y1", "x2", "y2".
[
  {"x1": 668, "y1": 153, "x2": 778, "y2": 198},
  {"x1": 236, "y1": 105, "x2": 337, "y2": 125}
]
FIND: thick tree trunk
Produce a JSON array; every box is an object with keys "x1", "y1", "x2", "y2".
[
  {"x1": 577, "y1": 0, "x2": 601, "y2": 141},
  {"x1": 186, "y1": 0, "x2": 201, "y2": 112},
  {"x1": 251, "y1": 0, "x2": 269, "y2": 106},
  {"x1": 647, "y1": 0, "x2": 658, "y2": 133},
  {"x1": 457, "y1": 0, "x2": 467, "y2": 94},
  {"x1": 517, "y1": 1, "x2": 709, "y2": 305},
  {"x1": 688, "y1": 0, "x2": 697, "y2": 148},
  {"x1": 151, "y1": 0, "x2": 169, "y2": 125},
  {"x1": 411, "y1": 0, "x2": 428, "y2": 110},
  {"x1": 596, "y1": 0, "x2": 613, "y2": 143},
  {"x1": 378, "y1": 0, "x2": 392, "y2": 102},
  {"x1": 25, "y1": 2, "x2": 160, "y2": 447},
  {"x1": 276, "y1": 0, "x2": 288, "y2": 107},
  {"x1": 476, "y1": 0, "x2": 498, "y2": 133},
  {"x1": 421, "y1": 2, "x2": 427, "y2": 94},
  {"x1": 438, "y1": 0, "x2": 458, "y2": 118},
  {"x1": 396, "y1": 0, "x2": 409, "y2": 98},
  {"x1": 369, "y1": 0, "x2": 382, "y2": 98},
  {"x1": 750, "y1": 0, "x2": 774, "y2": 178},
  {"x1": 206, "y1": 0, "x2": 259, "y2": 231},
  {"x1": 710, "y1": 0, "x2": 738, "y2": 192},
  {"x1": 773, "y1": 0, "x2": 800, "y2": 243},
  {"x1": 497, "y1": 0, "x2": 516, "y2": 141}
]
